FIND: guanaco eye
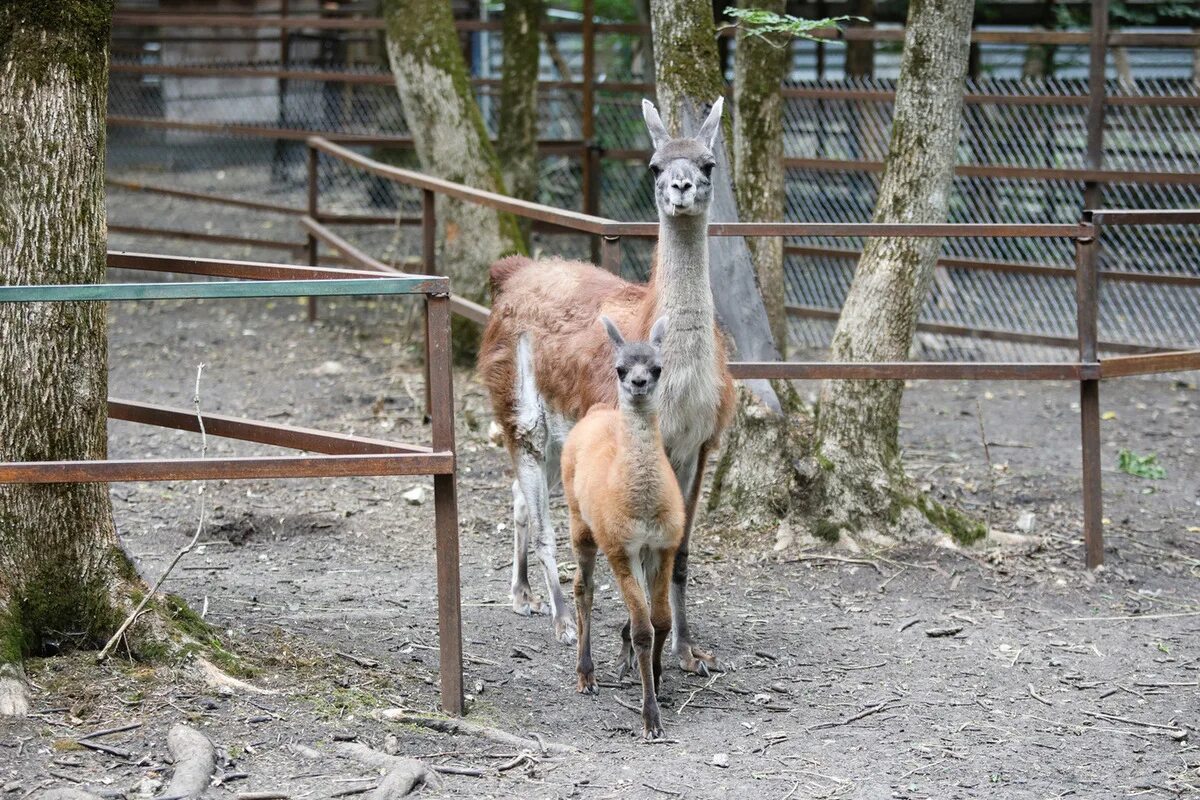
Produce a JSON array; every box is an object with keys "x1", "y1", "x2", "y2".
[
  {"x1": 700, "y1": 162, "x2": 715, "y2": 178},
  {"x1": 649, "y1": 164, "x2": 662, "y2": 177},
  {"x1": 617, "y1": 367, "x2": 628, "y2": 380},
  {"x1": 650, "y1": 366, "x2": 662, "y2": 378}
]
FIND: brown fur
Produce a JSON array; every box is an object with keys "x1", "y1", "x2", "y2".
[
  {"x1": 561, "y1": 405, "x2": 684, "y2": 739},
  {"x1": 478, "y1": 254, "x2": 736, "y2": 454}
]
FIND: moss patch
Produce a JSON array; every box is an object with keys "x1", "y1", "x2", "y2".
[{"x1": 910, "y1": 493, "x2": 987, "y2": 545}]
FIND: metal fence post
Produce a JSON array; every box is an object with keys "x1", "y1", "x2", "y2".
[
  {"x1": 426, "y1": 292, "x2": 464, "y2": 716},
  {"x1": 306, "y1": 143, "x2": 319, "y2": 322},
  {"x1": 1075, "y1": 215, "x2": 1104, "y2": 569},
  {"x1": 600, "y1": 234, "x2": 621, "y2": 275},
  {"x1": 421, "y1": 189, "x2": 436, "y2": 421},
  {"x1": 1084, "y1": 0, "x2": 1109, "y2": 211}
]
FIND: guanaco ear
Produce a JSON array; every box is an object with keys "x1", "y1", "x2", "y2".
[
  {"x1": 695, "y1": 96, "x2": 724, "y2": 150},
  {"x1": 642, "y1": 99, "x2": 670, "y2": 150},
  {"x1": 649, "y1": 315, "x2": 669, "y2": 349},
  {"x1": 600, "y1": 315, "x2": 625, "y2": 348}
]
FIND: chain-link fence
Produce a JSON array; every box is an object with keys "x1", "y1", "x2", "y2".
[{"x1": 106, "y1": 18, "x2": 1200, "y2": 361}]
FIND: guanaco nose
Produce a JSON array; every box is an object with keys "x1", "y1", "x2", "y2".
[
  {"x1": 630, "y1": 376, "x2": 648, "y2": 388},
  {"x1": 670, "y1": 178, "x2": 693, "y2": 193}
]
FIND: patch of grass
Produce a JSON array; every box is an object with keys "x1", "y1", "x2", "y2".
[{"x1": 1117, "y1": 449, "x2": 1165, "y2": 480}]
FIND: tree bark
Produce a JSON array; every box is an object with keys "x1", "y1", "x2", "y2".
[
  {"x1": 381, "y1": 0, "x2": 526, "y2": 354},
  {"x1": 499, "y1": 0, "x2": 544, "y2": 226},
  {"x1": 711, "y1": 0, "x2": 984, "y2": 547},
  {"x1": 733, "y1": 0, "x2": 789, "y2": 354},
  {"x1": 648, "y1": 0, "x2": 782, "y2": 411},
  {"x1": 0, "y1": 1, "x2": 131, "y2": 707}
]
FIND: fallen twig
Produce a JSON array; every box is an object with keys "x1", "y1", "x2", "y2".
[
  {"x1": 335, "y1": 742, "x2": 441, "y2": 799},
  {"x1": 784, "y1": 554, "x2": 885, "y2": 575},
  {"x1": 74, "y1": 739, "x2": 130, "y2": 759},
  {"x1": 1026, "y1": 684, "x2": 1054, "y2": 707},
  {"x1": 376, "y1": 710, "x2": 575, "y2": 755},
  {"x1": 808, "y1": 700, "x2": 898, "y2": 731},
  {"x1": 77, "y1": 722, "x2": 140, "y2": 741}
]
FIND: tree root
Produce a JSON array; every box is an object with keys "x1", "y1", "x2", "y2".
[
  {"x1": 193, "y1": 657, "x2": 275, "y2": 695},
  {"x1": 0, "y1": 663, "x2": 30, "y2": 717},
  {"x1": 335, "y1": 742, "x2": 441, "y2": 799},
  {"x1": 377, "y1": 709, "x2": 576, "y2": 755},
  {"x1": 163, "y1": 724, "x2": 216, "y2": 799}
]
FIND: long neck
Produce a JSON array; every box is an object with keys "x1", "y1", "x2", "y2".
[
  {"x1": 616, "y1": 398, "x2": 663, "y2": 479},
  {"x1": 652, "y1": 211, "x2": 713, "y2": 330}
]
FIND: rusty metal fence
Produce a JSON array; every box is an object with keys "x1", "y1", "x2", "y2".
[
  {"x1": 302, "y1": 134, "x2": 1200, "y2": 572},
  {"x1": 0, "y1": 253, "x2": 465, "y2": 715},
  {"x1": 105, "y1": 8, "x2": 1200, "y2": 362}
]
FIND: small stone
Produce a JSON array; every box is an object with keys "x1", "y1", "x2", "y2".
[
  {"x1": 383, "y1": 733, "x2": 400, "y2": 755},
  {"x1": 1016, "y1": 511, "x2": 1037, "y2": 533},
  {"x1": 401, "y1": 486, "x2": 426, "y2": 505},
  {"x1": 4, "y1": 783, "x2": 24, "y2": 795},
  {"x1": 313, "y1": 360, "x2": 345, "y2": 376},
  {"x1": 712, "y1": 753, "x2": 730, "y2": 768}
]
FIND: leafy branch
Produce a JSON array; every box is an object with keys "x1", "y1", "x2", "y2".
[{"x1": 721, "y1": 7, "x2": 867, "y2": 45}]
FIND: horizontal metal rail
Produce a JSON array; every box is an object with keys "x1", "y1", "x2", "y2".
[
  {"x1": 1091, "y1": 209, "x2": 1200, "y2": 226},
  {"x1": 106, "y1": 251, "x2": 388, "y2": 281},
  {"x1": 785, "y1": 244, "x2": 1200, "y2": 288},
  {"x1": 1099, "y1": 349, "x2": 1200, "y2": 378},
  {"x1": 786, "y1": 304, "x2": 1175, "y2": 356},
  {"x1": 108, "y1": 399, "x2": 432, "y2": 455},
  {"x1": 0, "y1": 452, "x2": 454, "y2": 483},
  {"x1": 308, "y1": 137, "x2": 613, "y2": 235},
  {"x1": 780, "y1": 85, "x2": 1200, "y2": 109},
  {"x1": 784, "y1": 157, "x2": 1200, "y2": 187},
  {"x1": 109, "y1": 13, "x2": 1200, "y2": 47},
  {"x1": 0, "y1": 277, "x2": 446, "y2": 303},
  {"x1": 727, "y1": 361, "x2": 1091, "y2": 381}
]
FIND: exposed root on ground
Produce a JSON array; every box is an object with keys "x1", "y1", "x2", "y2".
[
  {"x1": 377, "y1": 709, "x2": 576, "y2": 755},
  {"x1": 193, "y1": 656, "x2": 274, "y2": 695},
  {"x1": 335, "y1": 742, "x2": 442, "y2": 798},
  {"x1": 163, "y1": 723, "x2": 216, "y2": 799}
]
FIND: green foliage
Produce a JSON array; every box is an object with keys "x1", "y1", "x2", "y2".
[
  {"x1": 723, "y1": 7, "x2": 865, "y2": 43},
  {"x1": 1117, "y1": 449, "x2": 1166, "y2": 480}
]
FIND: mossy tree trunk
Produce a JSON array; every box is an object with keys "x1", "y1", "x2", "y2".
[
  {"x1": 498, "y1": 0, "x2": 544, "y2": 239},
  {"x1": 381, "y1": 0, "x2": 526, "y2": 355},
  {"x1": 711, "y1": 0, "x2": 984, "y2": 548},
  {"x1": 733, "y1": 0, "x2": 789, "y2": 355},
  {"x1": 649, "y1": 0, "x2": 782, "y2": 413},
  {"x1": 0, "y1": 0, "x2": 143, "y2": 716}
]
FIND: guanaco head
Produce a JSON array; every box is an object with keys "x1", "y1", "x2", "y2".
[
  {"x1": 642, "y1": 97, "x2": 723, "y2": 218},
  {"x1": 600, "y1": 315, "x2": 668, "y2": 407}
]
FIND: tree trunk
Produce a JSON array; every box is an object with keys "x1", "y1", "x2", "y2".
[
  {"x1": 0, "y1": 0, "x2": 130, "y2": 714},
  {"x1": 498, "y1": 0, "x2": 544, "y2": 229},
  {"x1": 844, "y1": 0, "x2": 875, "y2": 78},
  {"x1": 733, "y1": 0, "x2": 789, "y2": 354},
  {"x1": 381, "y1": 0, "x2": 526, "y2": 355},
  {"x1": 648, "y1": 0, "x2": 782, "y2": 411},
  {"x1": 711, "y1": 0, "x2": 984, "y2": 548}
]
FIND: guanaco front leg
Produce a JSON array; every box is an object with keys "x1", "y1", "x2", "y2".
[
  {"x1": 609, "y1": 548, "x2": 663, "y2": 740},
  {"x1": 572, "y1": 529, "x2": 598, "y2": 695}
]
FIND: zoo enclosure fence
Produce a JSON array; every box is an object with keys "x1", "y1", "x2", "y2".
[
  {"x1": 303, "y1": 134, "x2": 1200, "y2": 573},
  {"x1": 105, "y1": 1, "x2": 1200, "y2": 359},
  {"x1": 0, "y1": 253, "x2": 467, "y2": 716}
]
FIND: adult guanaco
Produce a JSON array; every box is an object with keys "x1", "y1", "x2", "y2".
[{"x1": 558, "y1": 315, "x2": 682, "y2": 740}]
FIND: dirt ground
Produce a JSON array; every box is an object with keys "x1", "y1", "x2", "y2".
[{"x1": 2, "y1": 294, "x2": 1198, "y2": 800}]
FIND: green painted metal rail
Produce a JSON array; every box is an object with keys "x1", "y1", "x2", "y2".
[{"x1": 0, "y1": 277, "x2": 447, "y2": 303}]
